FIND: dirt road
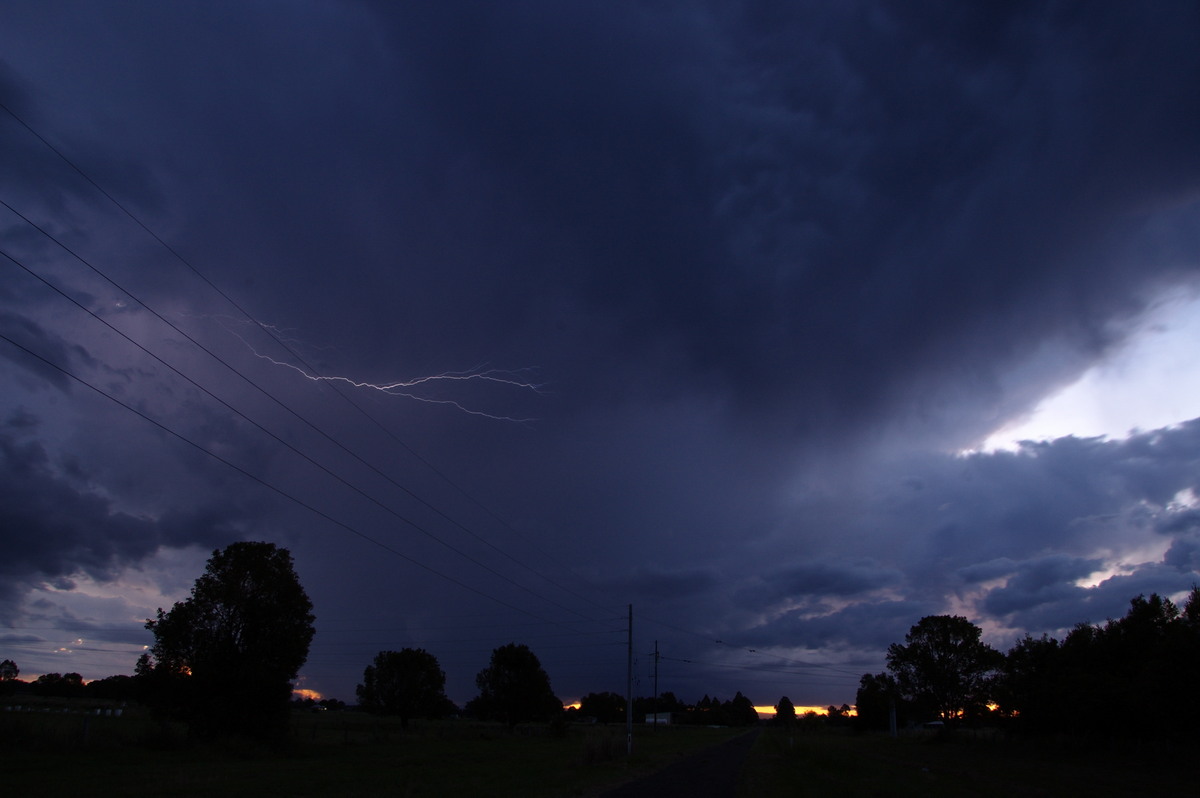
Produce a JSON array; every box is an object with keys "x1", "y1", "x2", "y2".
[{"x1": 600, "y1": 729, "x2": 760, "y2": 798}]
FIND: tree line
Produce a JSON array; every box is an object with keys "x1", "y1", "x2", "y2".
[
  {"x1": 2, "y1": 542, "x2": 765, "y2": 741},
  {"x1": 568, "y1": 689, "x2": 760, "y2": 727},
  {"x1": 856, "y1": 588, "x2": 1200, "y2": 740},
  {"x1": 132, "y1": 543, "x2": 575, "y2": 737},
  {"x1": 0, "y1": 665, "x2": 141, "y2": 701}
]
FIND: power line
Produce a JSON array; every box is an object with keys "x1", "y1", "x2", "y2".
[
  {"x1": 308, "y1": 628, "x2": 626, "y2": 648},
  {"x1": 0, "y1": 97, "x2": 617, "y2": 617},
  {"x1": 659, "y1": 654, "x2": 860, "y2": 682},
  {"x1": 0, "y1": 328, "x2": 560, "y2": 623},
  {"x1": 640, "y1": 610, "x2": 866, "y2": 675},
  {"x1": 0, "y1": 99, "x2": 861, "y2": 697},
  {"x1": 0, "y1": 237, "x2": 591, "y2": 621}
]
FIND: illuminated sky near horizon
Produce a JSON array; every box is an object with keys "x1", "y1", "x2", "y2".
[
  {"x1": 985, "y1": 292, "x2": 1200, "y2": 450},
  {"x1": 2, "y1": 2, "x2": 1199, "y2": 710}
]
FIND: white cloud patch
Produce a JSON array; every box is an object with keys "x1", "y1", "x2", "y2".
[{"x1": 986, "y1": 289, "x2": 1200, "y2": 451}]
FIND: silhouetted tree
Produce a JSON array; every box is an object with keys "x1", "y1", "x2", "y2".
[
  {"x1": 579, "y1": 691, "x2": 626, "y2": 724},
  {"x1": 774, "y1": 695, "x2": 796, "y2": 727},
  {"x1": 0, "y1": 659, "x2": 17, "y2": 681},
  {"x1": 727, "y1": 691, "x2": 760, "y2": 726},
  {"x1": 141, "y1": 542, "x2": 315, "y2": 739},
  {"x1": 1093, "y1": 593, "x2": 1194, "y2": 738},
  {"x1": 1182, "y1": 585, "x2": 1200, "y2": 627},
  {"x1": 85, "y1": 674, "x2": 139, "y2": 701},
  {"x1": 987, "y1": 591, "x2": 1200, "y2": 741},
  {"x1": 855, "y1": 672, "x2": 906, "y2": 732},
  {"x1": 825, "y1": 703, "x2": 852, "y2": 727},
  {"x1": 1174, "y1": 587, "x2": 1200, "y2": 728},
  {"x1": 472, "y1": 643, "x2": 562, "y2": 727},
  {"x1": 887, "y1": 615, "x2": 1001, "y2": 723},
  {"x1": 656, "y1": 691, "x2": 685, "y2": 713},
  {"x1": 356, "y1": 648, "x2": 450, "y2": 727},
  {"x1": 633, "y1": 690, "x2": 686, "y2": 720},
  {"x1": 32, "y1": 672, "x2": 85, "y2": 698},
  {"x1": 994, "y1": 634, "x2": 1061, "y2": 733},
  {"x1": 1053, "y1": 621, "x2": 1110, "y2": 735}
]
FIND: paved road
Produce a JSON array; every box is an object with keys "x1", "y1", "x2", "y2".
[{"x1": 600, "y1": 729, "x2": 760, "y2": 798}]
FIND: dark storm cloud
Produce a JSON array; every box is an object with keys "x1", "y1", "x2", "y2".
[
  {"x1": 981, "y1": 562, "x2": 1200, "y2": 634},
  {"x1": 888, "y1": 423, "x2": 1200, "y2": 572},
  {"x1": 0, "y1": 310, "x2": 92, "y2": 391},
  {"x1": 1164, "y1": 535, "x2": 1200, "y2": 572},
  {"x1": 2, "y1": 1, "x2": 1199, "y2": 701},
  {"x1": 978, "y1": 554, "x2": 1106, "y2": 616},
  {"x1": 957, "y1": 558, "x2": 1019, "y2": 585},
  {"x1": 1158, "y1": 507, "x2": 1200, "y2": 536},
  {"x1": 670, "y1": 418, "x2": 1200, "y2": 666},
  {"x1": 0, "y1": 633, "x2": 41, "y2": 645},
  {"x1": 809, "y1": 422, "x2": 1198, "y2": 630},
  {"x1": 0, "y1": 414, "x2": 240, "y2": 619},
  {"x1": 361, "y1": 1, "x2": 1200, "y2": 450},
  {"x1": 609, "y1": 567, "x2": 720, "y2": 601},
  {"x1": 738, "y1": 561, "x2": 904, "y2": 607},
  {"x1": 741, "y1": 599, "x2": 935, "y2": 653}
]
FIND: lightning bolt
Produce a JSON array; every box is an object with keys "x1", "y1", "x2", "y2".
[{"x1": 213, "y1": 316, "x2": 545, "y2": 422}]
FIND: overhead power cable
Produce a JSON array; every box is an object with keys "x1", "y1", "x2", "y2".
[
  {"x1": 640, "y1": 611, "x2": 868, "y2": 676},
  {"x1": 0, "y1": 328, "x2": 557, "y2": 623},
  {"x1": 0, "y1": 235, "x2": 590, "y2": 621},
  {"x1": 0, "y1": 98, "x2": 615, "y2": 616},
  {"x1": 659, "y1": 654, "x2": 860, "y2": 682},
  {"x1": 3, "y1": 100, "x2": 837, "y2": 691}
]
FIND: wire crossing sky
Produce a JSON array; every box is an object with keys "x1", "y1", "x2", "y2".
[{"x1": 2, "y1": 2, "x2": 1199, "y2": 708}]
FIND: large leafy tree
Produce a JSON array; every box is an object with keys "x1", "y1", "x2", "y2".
[
  {"x1": 471, "y1": 643, "x2": 561, "y2": 727},
  {"x1": 357, "y1": 648, "x2": 451, "y2": 727},
  {"x1": 886, "y1": 615, "x2": 1001, "y2": 723},
  {"x1": 142, "y1": 541, "x2": 315, "y2": 739}
]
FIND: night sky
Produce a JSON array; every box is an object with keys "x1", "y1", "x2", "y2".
[{"x1": 3, "y1": 1, "x2": 1200, "y2": 710}]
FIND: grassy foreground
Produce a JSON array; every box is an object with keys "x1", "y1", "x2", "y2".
[
  {"x1": 739, "y1": 726, "x2": 1198, "y2": 798},
  {"x1": 10, "y1": 704, "x2": 1192, "y2": 797},
  {"x1": 1, "y1": 705, "x2": 744, "y2": 798}
]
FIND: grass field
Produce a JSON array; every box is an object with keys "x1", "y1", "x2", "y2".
[
  {"x1": 740, "y1": 726, "x2": 1198, "y2": 797},
  {"x1": 4, "y1": 703, "x2": 1194, "y2": 798},
  {"x1": 1, "y1": 705, "x2": 743, "y2": 798}
]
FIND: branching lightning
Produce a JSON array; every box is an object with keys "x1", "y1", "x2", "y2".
[{"x1": 214, "y1": 316, "x2": 545, "y2": 422}]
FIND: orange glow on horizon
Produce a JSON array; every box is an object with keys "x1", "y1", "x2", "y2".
[
  {"x1": 293, "y1": 688, "x2": 322, "y2": 701},
  {"x1": 563, "y1": 701, "x2": 854, "y2": 718},
  {"x1": 754, "y1": 705, "x2": 857, "y2": 718}
]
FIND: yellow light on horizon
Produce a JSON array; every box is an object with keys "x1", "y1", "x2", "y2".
[{"x1": 754, "y1": 705, "x2": 856, "y2": 718}]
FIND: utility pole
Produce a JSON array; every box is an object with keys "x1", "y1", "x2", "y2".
[
  {"x1": 652, "y1": 640, "x2": 659, "y2": 732},
  {"x1": 626, "y1": 604, "x2": 633, "y2": 755}
]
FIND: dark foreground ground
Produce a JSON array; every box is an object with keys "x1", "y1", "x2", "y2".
[
  {"x1": 1, "y1": 705, "x2": 749, "y2": 798},
  {"x1": 740, "y1": 727, "x2": 1200, "y2": 798},
  {"x1": 4, "y1": 704, "x2": 1196, "y2": 798},
  {"x1": 601, "y1": 729, "x2": 760, "y2": 798}
]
